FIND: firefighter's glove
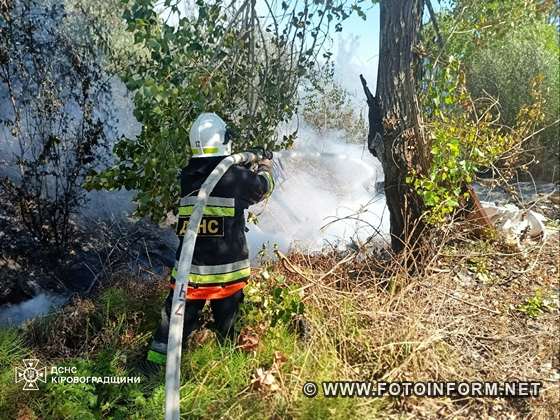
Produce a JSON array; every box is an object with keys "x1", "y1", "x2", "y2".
[
  {"x1": 260, "y1": 150, "x2": 273, "y2": 160},
  {"x1": 257, "y1": 158, "x2": 273, "y2": 174}
]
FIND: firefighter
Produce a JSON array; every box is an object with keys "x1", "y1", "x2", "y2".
[{"x1": 145, "y1": 113, "x2": 274, "y2": 367}]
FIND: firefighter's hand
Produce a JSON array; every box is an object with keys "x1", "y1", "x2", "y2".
[
  {"x1": 247, "y1": 147, "x2": 273, "y2": 160},
  {"x1": 257, "y1": 158, "x2": 273, "y2": 173}
]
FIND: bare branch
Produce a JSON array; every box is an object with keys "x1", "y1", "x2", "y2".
[{"x1": 425, "y1": 0, "x2": 444, "y2": 49}]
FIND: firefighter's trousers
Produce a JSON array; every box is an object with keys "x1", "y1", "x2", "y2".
[{"x1": 147, "y1": 289, "x2": 244, "y2": 364}]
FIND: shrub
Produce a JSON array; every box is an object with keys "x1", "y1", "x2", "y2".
[
  {"x1": 85, "y1": 0, "x2": 360, "y2": 221},
  {"x1": 0, "y1": 0, "x2": 116, "y2": 254}
]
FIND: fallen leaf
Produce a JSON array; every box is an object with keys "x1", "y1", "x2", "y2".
[
  {"x1": 273, "y1": 351, "x2": 287, "y2": 369},
  {"x1": 251, "y1": 367, "x2": 280, "y2": 392},
  {"x1": 237, "y1": 327, "x2": 260, "y2": 352}
]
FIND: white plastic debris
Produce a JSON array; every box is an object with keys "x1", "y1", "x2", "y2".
[
  {"x1": 479, "y1": 201, "x2": 547, "y2": 242},
  {"x1": 526, "y1": 210, "x2": 547, "y2": 239}
]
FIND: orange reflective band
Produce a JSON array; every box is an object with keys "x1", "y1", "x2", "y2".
[{"x1": 169, "y1": 281, "x2": 247, "y2": 300}]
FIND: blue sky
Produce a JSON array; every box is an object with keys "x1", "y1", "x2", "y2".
[
  {"x1": 340, "y1": 3, "x2": 380, "y2": 64},
  {"x1": 331, "y1": 3, "x2": 380, "y2": 98}
]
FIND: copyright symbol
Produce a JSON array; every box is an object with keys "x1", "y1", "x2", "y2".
[{"x1": 302, "y1": 381, "x2": 318, "y2": 398}]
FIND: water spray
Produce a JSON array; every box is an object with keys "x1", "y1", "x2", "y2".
[{"x1": 248, "y1": 147, "x2": 386, "y2": 252}]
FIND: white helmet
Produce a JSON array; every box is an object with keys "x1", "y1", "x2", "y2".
[{"x1": 189, "y1": 113, "x2": 231, "y2": 158}]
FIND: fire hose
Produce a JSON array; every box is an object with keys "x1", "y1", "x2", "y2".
[{"x1": 164, "y1": 151, "x2": 267, "y2": 420}]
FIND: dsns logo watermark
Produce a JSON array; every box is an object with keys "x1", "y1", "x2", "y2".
[
  {"x1": 15, "y1": 359, "x2": 47, "y2": 391},
  {"x1": 14, "y1": 358, "x2": 142, "y2": 390}
]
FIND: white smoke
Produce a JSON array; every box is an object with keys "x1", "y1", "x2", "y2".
[
  {"x1": 246, "y1": 124, "x2": 389, "y2": 260},
  {"x1": 80, "y1": 79, "x2": 141, "y2": 220},
  {"x1": 0, "y1": 74, "x2": 140, "y2": 220},
  {"x1": 77, "y1": 117, "x2": 391, "y2": 259},
  {"x1": 0, "y1": 293, "x2": 67, "y2": 326},
  {"x1": 334, "y1": 33, "x2": 378, "y2": 102}
]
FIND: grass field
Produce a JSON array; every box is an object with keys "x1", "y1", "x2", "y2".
[{"x1": 1, "y1": 226, "x2": 558, "y2": 419}]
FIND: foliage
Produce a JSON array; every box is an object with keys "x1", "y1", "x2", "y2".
[
  {"x1": 423, "y1": 0, "x2": 559, "y2": 181},
  {"x1": 411, "y1": 0, "x2": 555, "y2": 223},
  {"x1": 466, "y1": 256, "x2": 492, "y2": 284},
  {"x1": 517, "y1": 289, "x2": 554, "y2": 318},
  {"x1": 303, "y1": 63, "x2": 368, "y2": 143},
  {"x1": 428, "y1": 0, "x2": 557, "y2": 58},
  {"x1": 410, "y1": 56, "x2": 545, "y2": 224},
  {"x1": 85, "y1": 0, "x2": 363, "y2": 221},
  {"x1": 467, "y1": 23, "x2": 559, "y2": 179},
  {"x1": 64, "y1": 0, "x2": 142, "y2": 74},
  {"x1": 467, "y1": 23, "x2": 558, "y2": 128},
  {"x1": 244, "y1": 268, "x2": 304, "y2": 328},
  {"x1": 0, "y1": 0, "x2": 117, "y2": 253}
]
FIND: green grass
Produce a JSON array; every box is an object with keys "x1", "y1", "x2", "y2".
[
  {"x1": 0, "y1": 328, "x2": 31, "y2": 415},
  {"x1": 0, "y1": 275, "x2": 386, "y2": 419},
  {"x1": 517, "y1": 288, "x2": 556, "y2": 318},
  {"x1": 1, "y1": 234, "x2": 559, "y2": 419}
]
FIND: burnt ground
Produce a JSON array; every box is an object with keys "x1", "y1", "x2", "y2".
[{"x1": 0, "y1": 191, "x2": 176, "y2": 306}]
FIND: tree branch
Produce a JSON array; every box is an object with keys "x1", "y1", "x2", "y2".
[
  {"x1": 359, "y1": 73, "x2": 375, "y2": 105},
  {"x1": 425, "y1": 0, "x2": 444, "y2": 50},
  {"x1": 360, "y1": 74, "x2": 384, "y2": 160}
]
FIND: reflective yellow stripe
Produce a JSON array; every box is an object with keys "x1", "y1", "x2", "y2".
[
  {"x1": 181, "y1": 196, "x2": 234, "y2": 207},
  {"x1": 190, "y1": 268, "x2": 250, "y2": 284},
  {"x1": 178, "y1": 206, "x2": 235, "y2": 217},
  {"x1": 171, "y1": 267, "x2": 250, "y2": 284},
  {"x1": 191, "y1": 147, "x2": 219, "y2": 155}
]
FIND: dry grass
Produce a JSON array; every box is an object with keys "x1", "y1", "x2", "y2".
[
  {"x1": 24, "y1": 275, "x2": 168, "y2": 359},
  {"x1": 5, "y1": 220, "x2": 558, "y2": 419},
  {"x1": 270, "y1": 225, "x2": 560, "y2": 419}
]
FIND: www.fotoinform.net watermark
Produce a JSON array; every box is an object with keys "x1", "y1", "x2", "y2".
[
  {"x1": 302, "y1": 380, "x2": 543, "y2": 398},
  {"x1": 14, "y1": 359, "x2": 141, "y2": 391}
]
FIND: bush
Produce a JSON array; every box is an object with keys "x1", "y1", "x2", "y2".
[
  {"x1": 467, "y1": 23, "x2": 559, "y2": 180},
  {"x1": 0, "y1": 0, "x2": 117, "y2": 254},
  {"x1": 412, "y1": 56, "x2": 546, "y2": 224},
  {"x1": 85, "y1": 0, "x2": 359, "y2": 221},
  {"x1": 423, "y1": 0, "x2": 559, "y2": 182}
]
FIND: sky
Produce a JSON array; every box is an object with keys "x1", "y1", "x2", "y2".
[{"x1": 332, "y1": 3, "x2": 380, "y2": 100}]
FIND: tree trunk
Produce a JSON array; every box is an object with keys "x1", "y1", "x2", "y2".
[{"x1": 361, "y1": 0, "x2": 429, "y2": 253}]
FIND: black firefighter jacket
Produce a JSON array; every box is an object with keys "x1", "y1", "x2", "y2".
[{"x1": 171, "y1": 156, "x2": 274, "y2": 291}]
